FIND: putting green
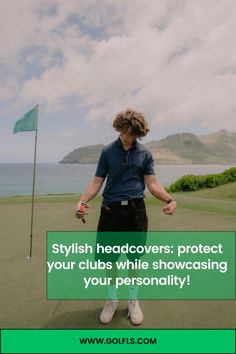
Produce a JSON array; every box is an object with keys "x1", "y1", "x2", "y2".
[{"x1": 0, "y1": 183, "x2": 235, "y2": 328}]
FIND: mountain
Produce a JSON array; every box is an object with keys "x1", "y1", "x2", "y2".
[
  {"x1": 59, "y1": 130, "x2": 236, "y2": 164},
  {"x1": 198, "y1": 129, "x2": 236, "y2": 163},
  {"x1": 59, "y1": 144, "x2": 104, "y2": 164}
]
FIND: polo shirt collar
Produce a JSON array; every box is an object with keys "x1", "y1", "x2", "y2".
[{"x1": 116, "y1": 137, "x2": 137, "y2": 150}]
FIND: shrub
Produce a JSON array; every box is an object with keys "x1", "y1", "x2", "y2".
[{"x1": 168, "y1": 167, "x2": 236, "y2": 192}]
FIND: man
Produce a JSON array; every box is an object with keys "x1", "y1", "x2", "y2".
[{"x1": 75, "y1": 108, "x2": 177, "y2": 325}]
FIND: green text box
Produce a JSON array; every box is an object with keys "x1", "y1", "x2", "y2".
[
  {"x1": 1, "y1": 329, "x2": 235, "y2": 353},
  {"x1": 47, "y1": 231, "x2": 235, "y2": 300}
]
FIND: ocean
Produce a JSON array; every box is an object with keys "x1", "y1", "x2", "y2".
[{"x1": 0, "y1": 163, "x2": 235, "y2": 197}]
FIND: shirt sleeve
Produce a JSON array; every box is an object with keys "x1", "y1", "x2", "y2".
[
  {"x1": 143, "y1": 151, "x2": 155, "y2": 175},
  {"x1": 95, "y1": 149, "x2": 108, "y2": 178}
]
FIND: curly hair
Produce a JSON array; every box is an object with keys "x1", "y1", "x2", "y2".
[{"x1": 112, "y1": 108, "x2": 149, "y2": 139}]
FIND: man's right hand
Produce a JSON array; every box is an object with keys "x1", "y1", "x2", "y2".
[{"x1": 75, "y1": 201, "x2": 90, "y2": 219}]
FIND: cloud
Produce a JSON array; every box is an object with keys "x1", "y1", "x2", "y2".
[
  {"x1": 56, "y1": 130, "x2": 77, "y2": 140},
  {"x1": 0, "y1": 78, "x2": 18, "y2": 100},
  {"x1": 0, "y1": 0, "x2": 39, "y2": 61},
  {"x1": 1, "y1": 0, "x2": 236, "y2": 134}
]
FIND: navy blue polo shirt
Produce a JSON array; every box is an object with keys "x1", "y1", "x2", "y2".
[{"x1": 95, "y1": 138, "x2": 155, "y2": 206}]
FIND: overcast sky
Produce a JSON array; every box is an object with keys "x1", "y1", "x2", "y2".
[{"x1": 1, "y1": 0, "x2": 236, "y2": 162}]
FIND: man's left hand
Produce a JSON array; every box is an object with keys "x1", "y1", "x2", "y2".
[{"x1": 163, "y1": 200, "x2": 177, "y2": 215}]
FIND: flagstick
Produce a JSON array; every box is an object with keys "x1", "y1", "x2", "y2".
[{"x1": 28, "y1": 105, "x2": 39, "y2": 259}]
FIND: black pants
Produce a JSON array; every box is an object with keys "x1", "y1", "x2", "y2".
[
  {"x1": 97, "y1": 198, "x2": 148, "y2": 232},
  {"x1": 96, "y1": 199, "x2": 148, "y2": 262}
]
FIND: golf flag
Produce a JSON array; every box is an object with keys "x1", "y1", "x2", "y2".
[
  {"x1": 13, "y1": 104, "x2": 39, "y2": 259},
  {"x1": 13, "y1": 105, "x2": 38, "y2": 133}
]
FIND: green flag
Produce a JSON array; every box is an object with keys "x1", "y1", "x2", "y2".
[{"x1": 13, "y1": 105, "x2": 38, "y2": 134}]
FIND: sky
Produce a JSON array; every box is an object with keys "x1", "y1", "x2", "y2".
[{"x1": 0, "y1": 0, "x2": 236, "y2": 162}]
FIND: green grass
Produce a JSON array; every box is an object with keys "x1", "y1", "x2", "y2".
[
  {"x1": 0, "y1": 182, "x2": 235, "y2": 230},
  {"x1": 178, "y1": 181, "x2": 236, "y2": 200},
  {"x1": 1, "y1": 182, "x2": 236, "y2": 217},
  {"x1": 169, "y1": 182, "x2": 236, "y2": 217},
  {"x1": 0, "y1": 182, "x2": 235, "y2": 328},
  {"x1": 0, "y1": 194, "x2": 81, "y2": 204}
]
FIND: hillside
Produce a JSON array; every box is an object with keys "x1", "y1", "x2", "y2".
[
  {"x1": 59, "y1": 144, "x2": 104, "y2": 164},
  {"x1": 59, "y1": 130, "x2": 236, "y2": 164}
]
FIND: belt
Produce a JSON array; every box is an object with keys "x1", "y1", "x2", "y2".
[{"x1": 108, "y1": 198, "x2": 144, "y2": 207}]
